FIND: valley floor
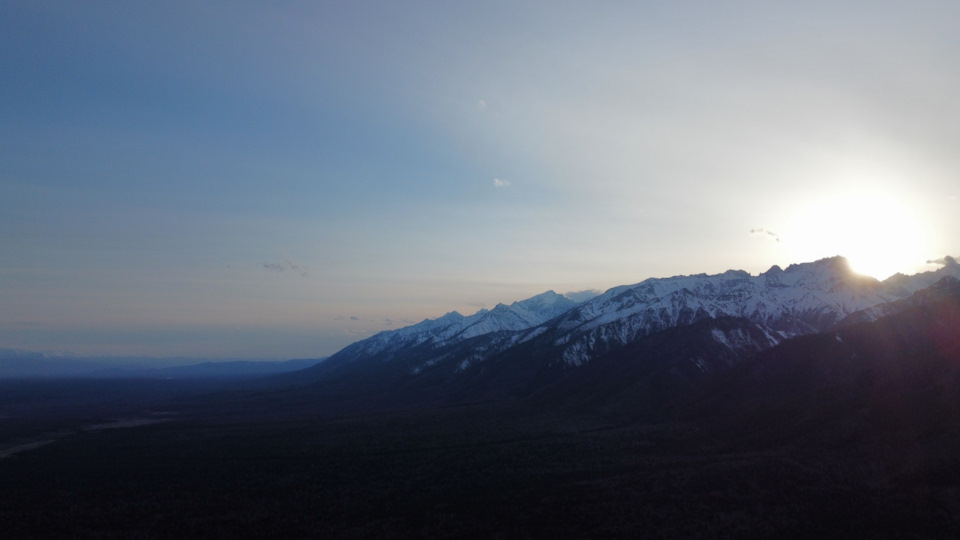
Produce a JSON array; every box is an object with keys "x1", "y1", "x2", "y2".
[{"x1": 2, "y1": 379, "x2": 958, "y2": 538}]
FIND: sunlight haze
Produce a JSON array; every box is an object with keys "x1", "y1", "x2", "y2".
[{"x1": 2, "y1": 1, "x2": 958, "y2": 358}]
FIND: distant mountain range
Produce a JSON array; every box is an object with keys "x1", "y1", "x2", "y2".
[
  {"x1": 0, "y1": 350, "x2": 323, "y2": 379},
  {"x1": 300, "y1": 256, "x2": 960, "y2": 411}
]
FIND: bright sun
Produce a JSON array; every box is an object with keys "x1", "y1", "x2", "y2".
[{"x1": 782, "y1": 190, "x2": 929, "y2": 280}]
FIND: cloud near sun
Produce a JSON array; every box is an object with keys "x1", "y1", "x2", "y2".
[{"x1": 750, "y1": 229, "x2": 781, "y2": 243}]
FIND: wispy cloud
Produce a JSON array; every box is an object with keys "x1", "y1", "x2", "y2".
[
  {"x1": 336, "y1": 315, "x2": 382, "y2": 323},
  {"x1": 283, "y1": 250, "x2": 308, "y2": 277},
  {"x1": 478, "y1": 99, "x2": 487, "y2": 110},
  {"x1": 493, "y1": 178, "x2": 511, "y2": 187},
  {"x1": 263, "y1": 250, "x2": 309, "y2": 276},
  {"x1": 750, "y1": 228, "x2": 780, "y2": 242}
]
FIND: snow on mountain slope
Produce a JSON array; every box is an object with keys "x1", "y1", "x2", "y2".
[
  {"x1": 322, "y1": 256, "x2": 960, "y2": 373},
  {"x1": 553, "y1": 256, "x2": 960, "y2": 365},
  {"x1": 458, "y1": 291, "x2": 577, "y2": 339},
  {"x1": 336, "y1": 310, "x2": 467, "y2": 362},
  {"x1": 329, "y1": 291, "x2": 577, "y2": 364},
  {"x1": 835, "y1": 273, "x2": 960, "y2": 327}
]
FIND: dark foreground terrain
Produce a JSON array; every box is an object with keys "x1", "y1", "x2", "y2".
[
  {"x1": 3, "y1": 292, "x2": 960, "y2": 537},
  {"x1": 1, "y1": 385, "x2": 958, "y2": 538}
]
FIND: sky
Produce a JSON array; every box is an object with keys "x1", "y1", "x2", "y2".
[{"x1": 2, "y1": 1, "x2": 958, "y2": 360}]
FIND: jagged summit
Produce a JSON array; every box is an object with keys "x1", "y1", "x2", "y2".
[
  {"x1": 457, "y1": 291, "x2": 576, "y2": 340},
  {"x1": 515, "y1": 290, "x2": 567, "y2": 307},
  {"x1": 782, "y1": 254, "x2": 850, "y2": 273},
  {"x1": 547, "y1": 255, "x2": 920, "y2": 365},
  {"x1": 325, "y1": 288, "x2": 578, "y2": 364}
]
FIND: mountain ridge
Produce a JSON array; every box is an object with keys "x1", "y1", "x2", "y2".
[{"x1": 316, "y1": 256, "x2": 960, "y2": 384}]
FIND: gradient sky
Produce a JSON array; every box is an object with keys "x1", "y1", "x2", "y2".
[{"x1": 2, "y1": 1, "x2": 958, "y2": 359}]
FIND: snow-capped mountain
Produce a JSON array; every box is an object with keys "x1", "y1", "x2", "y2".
[
  {"x1": 325, "y1": 291, "x2": 577, "y2": 365},
  {"x1": 547, "y1": 256, "x2": 960, "y2": 366},
  {"x1": 834, "y1": 269, "x2": 960, "y2": 327},
  {"x1": 315, "y1": 256, "x2": 960, "y2": 385}
]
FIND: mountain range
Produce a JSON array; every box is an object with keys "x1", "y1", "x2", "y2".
[
  {"x1": 300, "y1": 255, "x2": 960, "y2": 410},
  {"x1": 0, "y1": 350, "x2": 322, "y2": 379}
]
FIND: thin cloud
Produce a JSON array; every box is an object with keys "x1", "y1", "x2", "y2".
[
  {"x1": 263, "y1": 250, "x2": 309, "y2": 277},
  {"x1": 493, "y1": 178, "x2": 511, "y2": 187},
  {"x1": 337, "y1": 315, "x2": 382, "y2": 323},
  {"x1": 750, "y1": 228, "x2": 780, "y2": 242},
  {"x1": 478, "y1": 99, "x2": 487, "y2": 109},
  {"x1": 283, "y1": 250, "x2": 308, "y2": 277}
]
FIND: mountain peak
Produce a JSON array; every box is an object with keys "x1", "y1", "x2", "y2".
[
  {"x1": 451, "y1": 290, "x2": 579, "y2": 340},
  {"x1": 513, "y1": 290, "x2": 568, "y2": 309},
  {"x1": 782, "y1": 255, "x2": 851, "y2": 273}
]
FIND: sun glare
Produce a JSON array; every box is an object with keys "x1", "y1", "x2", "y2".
[{"x1": 782, "y1": 189, "x2": 928, "y2": 281}]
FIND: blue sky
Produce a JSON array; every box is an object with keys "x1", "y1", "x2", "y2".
[{"x1": 2, "y1": 1, "x2": 959, "y2": 359}]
